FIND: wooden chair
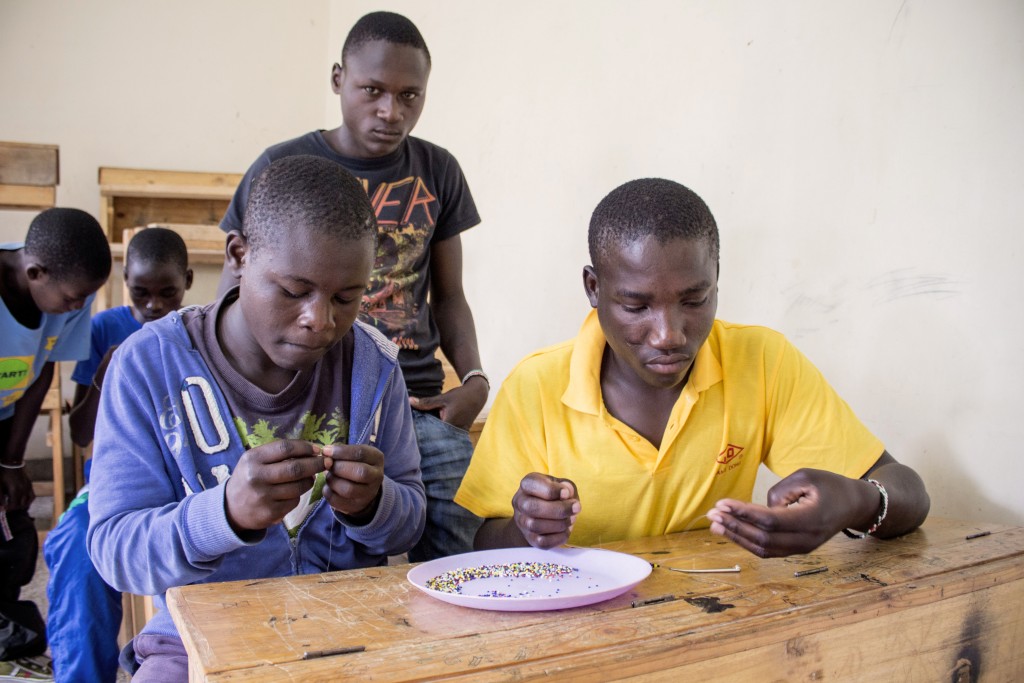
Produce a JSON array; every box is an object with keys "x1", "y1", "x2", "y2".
[{"x1": 39, "y1": 363, "x2": 68, "y2": 522}]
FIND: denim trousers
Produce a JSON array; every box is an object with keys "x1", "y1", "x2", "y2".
[{"x1": 408, "y1": 410, "x2": 482, "y2": 562}]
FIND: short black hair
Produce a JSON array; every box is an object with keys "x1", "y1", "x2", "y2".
[
  {"x1": 243, "y1": 155, "x2": 377, "y2": 254},
  {"x1": 25, "y1": 208, "x2": 111, "y2": 283},
  {"x1": 588, "y1": 178, "x2": 719, "y2": 269},
  {"x1": 125, "y1": 227, "x2": 189, "y2": 274},
  {"x1": 341, "y1": 11, "x2": 430, "y2": 66}
]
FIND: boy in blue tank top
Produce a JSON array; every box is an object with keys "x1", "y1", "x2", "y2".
[{"x1": 0, "y1": 208, "x2": 110, "y2": 678}]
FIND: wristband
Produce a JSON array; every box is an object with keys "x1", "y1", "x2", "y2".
[
  {"x1": 842, "y1": 479, "x2": 889, "y2": 539},
  {"x1": 0, "y1": 461, "x2": 26, "y2": 470},
  {"x1": 460, "y1": 369, "x2": 490, "y2": 390}
]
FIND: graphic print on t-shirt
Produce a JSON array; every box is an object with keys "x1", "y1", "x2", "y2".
[
  {"x1": 0, "y1": 355, "x2": 34, "y2": 407},
  {"x1": 359, "y1": 175, "x2": 436, "y2": 351}
]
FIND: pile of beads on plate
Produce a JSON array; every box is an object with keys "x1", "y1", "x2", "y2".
[{"x1": 426, "y1": 562, "x2": 579, "y2": 595}]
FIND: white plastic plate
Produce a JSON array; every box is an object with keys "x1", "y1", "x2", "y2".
[{"x1": 407, "y1": 546, "x2": 652, "y2": 611}]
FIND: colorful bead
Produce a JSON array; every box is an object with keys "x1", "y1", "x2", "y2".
[{"x1": 426, "y1": 562, "x2": 579, "y2": 595}]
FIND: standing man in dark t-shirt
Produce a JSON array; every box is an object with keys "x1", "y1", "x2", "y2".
[{"x1": 219, "y1": 11, "x2": 486, "y2": 560}]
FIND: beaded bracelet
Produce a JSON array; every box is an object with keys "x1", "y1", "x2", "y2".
[
  {"x1": 460, "y1": 369, "x2": 490, "y2": 390},
  {"x1": 842, "y1": 479, "x2": 889, "y2": 539}
]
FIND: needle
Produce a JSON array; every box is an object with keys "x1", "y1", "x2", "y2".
[{"x1": 652, "y1": 563, "x2": 741, "y2": 573}]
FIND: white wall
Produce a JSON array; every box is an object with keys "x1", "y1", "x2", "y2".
[
  {"x1": 0, "y1": 0, "x2": 329, "y2": 252},
  {"x1": 3, "y1": 1, "x2": 1022, "y2": 524},
  {"x1": 0, "y1": 0, "x2": 328, "y2": 466}
]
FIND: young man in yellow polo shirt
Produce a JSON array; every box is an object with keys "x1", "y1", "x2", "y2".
[{"x1": 455, "y1": 178, "x2": 930, "y2": 558}]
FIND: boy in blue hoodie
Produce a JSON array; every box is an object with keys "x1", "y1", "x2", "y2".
[{"x1": 87, "y1": 155, "x2": 426, "y2": 682}]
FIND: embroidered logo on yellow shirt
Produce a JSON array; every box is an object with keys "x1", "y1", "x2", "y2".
[{"x1": 716, "y1": 443, "x2": 745, "y2": 475}]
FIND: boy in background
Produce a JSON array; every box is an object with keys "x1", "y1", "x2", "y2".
[
  {"x1": 44, "y1": 227, "x2": 192, "y2": 683},
  {"x1": 457, "y1": 178, "x2": 930, "y2": 556},
  {"x1": 219, "y1": 11, "x2": 486, "y2": 561},
  {"x1": 88, "y1": 156, "x2": 425, "y2": 681},
  {"x1": 0, "y1": 208, "x2": 110, "y2": 679}
]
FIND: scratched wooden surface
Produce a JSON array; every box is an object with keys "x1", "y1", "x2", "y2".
[{"x1": 167, "y1": 518, "x2": 1024, "y2": 682}]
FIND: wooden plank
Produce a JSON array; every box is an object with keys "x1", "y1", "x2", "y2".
[
  {"x1": 167, "y1": 519, "x2": 1024, "y2": 682},
  {"x1": 111, "y1": 224, "x2": 227, "y2": 265},
  {"x1": 110, "y1": 242, "x2": 225, "y2": 267},
  {"x1": 146, "y1": 223, "x2": 227, "y2": 250},
  {"x1": 100, "y1": 183, "x2": 238, "y2": 201},
  {"x1": 0, "y1": 142, "x2": 59, "y2": 186},
  {"x1": 95, "y1": 167, "x2": 242, "y2": 246},
  {"x1": 98, "y1": 167, "x2": 241, "y2": 197},
  {"x1": 108, "y1": 197, "x2": 231, "y2": 244},
  {"x1": 613, "y1": 577, "x2": 1024, "y2": 682},
  {"x1": 0, "y1": 184, "x2": 56, "y2": 209}
]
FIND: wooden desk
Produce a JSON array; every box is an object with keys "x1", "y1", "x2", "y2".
[{"x1": 168, "y1": 517, "x2": 1024, "y2": 681}]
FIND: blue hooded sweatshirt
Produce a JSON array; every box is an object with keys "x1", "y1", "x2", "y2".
[{"x1": 86, "y1": 309, "x2": 426, "y2": 640}]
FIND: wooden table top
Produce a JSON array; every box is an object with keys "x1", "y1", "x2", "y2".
[{"x1": 168, "y1": 517, "x2": 1024, "y2": 681}]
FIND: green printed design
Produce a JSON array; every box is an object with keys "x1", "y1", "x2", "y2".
[{"x1": 287, "y1": 408, "x2": 348, "y2": 446}]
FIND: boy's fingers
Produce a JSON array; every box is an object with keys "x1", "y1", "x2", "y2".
[
  {"x1": 517, "y1": 514, "x2": 572, "y2": 536},
  {"x1": 409, "y1": 394, "x2": 443, "y2": 410},
  {"x1": 252, "y1": 439, "x2": 321, "y2": 464},
  {"x1": 556, "y1": 478, "x2": 578, "y2": 501},
  {"x1": 328, "y1": 461, "x2": 382, "y2": 486},
  {"x1": 515, "y1": 493, "x2": 577, "y2": 521},
  {"x1": 262, "y1": 455, "x2": 326, "y2": 484},
  {"x1": 528, "y1": 532, "x2": 570, "y2": 550},
  {"x1": 520, "y1": 473, "x2": 572, "y2": 501},
  {"x1": 322, "y1": 444, "x2": 383, "y2": 465},
  {"x1": 266, "y1": 480, "x2": 316, "y2": 502},
  {"x1": 717, "y1": 499, "x2": 805, "y2": 534}
]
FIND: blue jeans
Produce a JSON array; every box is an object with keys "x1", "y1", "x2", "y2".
[
  {"x1": 408, "y1": 410, "x2": 482, "y2": 562},
  {"x1": 43, "y1": 498, "x2": 122, "y2": 683}
]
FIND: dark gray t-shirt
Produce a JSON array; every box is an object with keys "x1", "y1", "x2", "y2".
[{"x1": 222, "y1": 131, "x2": 481, "y2": 398}]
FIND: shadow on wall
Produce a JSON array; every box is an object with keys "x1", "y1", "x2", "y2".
[{"x1": 916, "y1": 436, "x2": 1022, "y2": 527}]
